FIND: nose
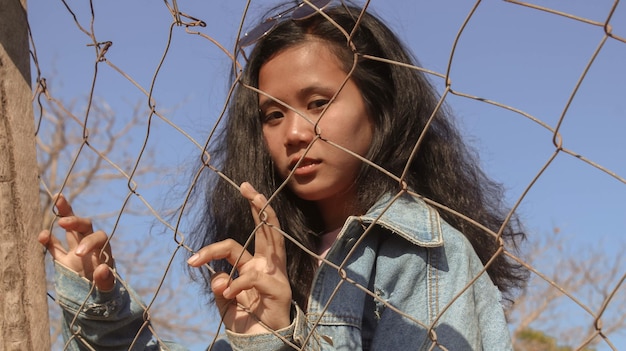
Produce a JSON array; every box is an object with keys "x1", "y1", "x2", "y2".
[{"x1": 285, "y1": 111, "x2": 316, "y2": 147}]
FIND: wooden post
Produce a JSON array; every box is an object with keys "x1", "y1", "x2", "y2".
[{"x1": 0, "y1": 0, "x2": 51, "y2": 349}]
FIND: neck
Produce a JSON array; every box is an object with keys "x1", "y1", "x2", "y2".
[{"x1": 317, "y1": 191, "x2": 359, "y2": 231}]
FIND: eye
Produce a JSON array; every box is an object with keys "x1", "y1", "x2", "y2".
[
  {"x1": 261, "y1": 110, "x2": 284, "y2": 124},
  {"x1": 308, "y1": 99, "x2": 330, "y2": 111}
]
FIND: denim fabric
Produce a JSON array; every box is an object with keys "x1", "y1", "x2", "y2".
[
  {"x1": 55, "y1": 192, "x2": 513, "y2": 350},
  {"x1": 53, "y1": 262, "x2": 187, "y2": 351}
]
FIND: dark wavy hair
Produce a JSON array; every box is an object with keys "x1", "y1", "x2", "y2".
[{"x1": 189, "y1": 3, "x2": 527, "y2": 309}]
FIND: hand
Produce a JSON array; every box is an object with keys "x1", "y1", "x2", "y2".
[
  {"x1": 187, "y1": 182, "x2": 292, "y2": 334},
  {"x1": 38, "y1": 194, "x2": 116, "y2": 291}
]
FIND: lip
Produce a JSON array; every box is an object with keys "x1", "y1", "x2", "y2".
[{"x1": 289, "y1": 156, "x2": 321, "y2": 176}]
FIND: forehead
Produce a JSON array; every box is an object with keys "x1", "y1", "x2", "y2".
[
  {"x1": 258, "y1": 41, "x2": 346, "y2": 89},
  {"x1": 263, "y1": 40, "x2": 342, "y2": 69}
]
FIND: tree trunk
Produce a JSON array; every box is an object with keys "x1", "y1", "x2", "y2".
[{"x1": 0, "y1": 0, "x2": 51, "y2": 349}]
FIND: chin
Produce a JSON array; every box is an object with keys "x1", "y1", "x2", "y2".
[{"x1": 289, "y1": 187, "x2": 326, "y2": 202}]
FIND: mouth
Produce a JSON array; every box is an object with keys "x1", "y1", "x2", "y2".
[{"x1": 288, "y1": 157, "x2": 320, "y2": 175}]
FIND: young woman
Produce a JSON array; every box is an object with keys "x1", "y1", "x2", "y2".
[{"x1": 39, "y1": 2, "x2": 527, "y2": 350}]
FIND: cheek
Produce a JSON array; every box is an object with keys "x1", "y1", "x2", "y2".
[
  {"x1": 361, "y1": 130, "x2": 374, "y2": 156},
  {"x1": 349, "y1": 114, "x2": 375, "y2": 155},
  {"x1": 262, "y1": 129, "x2": 280, "y2": 161},
  {"x1": 357, "y1": 103, "x2": 376, "y2": 153}
]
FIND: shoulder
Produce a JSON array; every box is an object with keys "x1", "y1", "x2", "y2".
[
  {"x1": 356, "y1": 191, "x2": 487, "y2": 279},
  {"x1": 359, "y1": 191, "x2": 473, "y2": 250}
]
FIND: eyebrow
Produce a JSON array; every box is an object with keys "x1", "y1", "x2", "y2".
[
  {"x1": 258, "y1": 85, "x2": 337, "y2": 112},
  {"x1": 258, "y1": 95, "x2": 280, "y2": 113}
]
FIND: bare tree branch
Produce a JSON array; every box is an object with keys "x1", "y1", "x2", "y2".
[{"x1": 509, "y1": 228, "x2": 626, "y2": 350}]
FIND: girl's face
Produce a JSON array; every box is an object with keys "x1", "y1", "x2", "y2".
[{"x1": 258, "y1": 41, "x2": 373, "y2": 226}]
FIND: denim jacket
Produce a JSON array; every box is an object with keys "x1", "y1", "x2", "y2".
[{"x1": 54, "y1": 192, "x2": 513, "y2": 350}]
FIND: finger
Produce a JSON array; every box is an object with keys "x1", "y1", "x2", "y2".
[
  {"x1": 187, "y1": 239, "x2": 253, "y2": 269},
  {"x1": 74, "y1": 230, "x2": 114, "y2": 265},
  {"x1": 209, "y1": 272, "x2": 262, "y2": 319},
  {"x1": 240, "y1": 182, "x2": 285, "y2": 261},
  {"x1": 209, "y1": 272, "x2": 237, "y2": 323},
  {"x1": 221, "y1": 270, "x2": 261, "y2": 300},
  {"x1": 38, "y1": 230, "x2": 68, "y2": 260},
  {"x1": 53, "y1": 194, "x2": 94, "y2": 249},
  {"x1": 54, "y1": 193, "x2": 75, "y2": 217},
  {"x1": 57, "y1": 216, "x2": 94, "y2": 236},
  {"x1": 240, "y1": 182, "x2": 279, "y2": 226},
  {"x1": 210, "y1": 272, "x2": 231, "y2": 297},
  {"x1": 93, "y1": 263, "x2": 116, "y2": 292}
]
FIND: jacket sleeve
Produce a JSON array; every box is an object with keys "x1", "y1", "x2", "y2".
[
  {"x1": 53, "y1": 261, "x2": 189, "y2": 351},
  {"x1": 222, "y1": 304, "x2": 305, "y2": 351}
]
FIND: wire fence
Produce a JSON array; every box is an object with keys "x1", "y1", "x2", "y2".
[{"x1": 26, "y1": 0, "x2": 625, "y2": 350}]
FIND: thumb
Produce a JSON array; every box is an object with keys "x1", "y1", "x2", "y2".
[
  {"x1": 211, "y1": 272, "x2": 234, "y2": 315},
  {"x1": 93, "y1": 263, "x2": 116, "y2": 292}
]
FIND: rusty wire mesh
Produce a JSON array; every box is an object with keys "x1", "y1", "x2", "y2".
[{"x1": 27, "y1": 0, "x2": 625, "y2": 350}]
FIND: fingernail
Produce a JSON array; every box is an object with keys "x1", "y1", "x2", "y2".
[
  {"x1": 58, "y1": 217, "x2": 69, "y2": 224},
  {"x1": 212, "y1": 278, "x2": 226, "y2": 289},
  {"x1": 187, "y1": 254, "x2": 199, "y2": 265},
  {"x1": 101, "y1": 267, "x2": 110, "y2": 279},
  {"x1": 75, "y1": 244, "x2": 85, "y2": 255}
]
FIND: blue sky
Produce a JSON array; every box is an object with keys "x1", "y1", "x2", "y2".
[{"x1": 28, "y1": 0, "x2": 625, "y2": 350}]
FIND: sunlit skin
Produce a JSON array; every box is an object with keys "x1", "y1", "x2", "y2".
[
  {"x1": 40, "y1": 185, "x2": 291, "y2": 335},
  {"x1": 39, "y1": 40, "x2": 374, "y2": 336},
  {"x1": 38, "y1": 194, "x2": 116, "y2": 292},
  {"x1": 193, "y1": 41, "x2": 374, "y2": 334},
  {"x1": 259, "y1": 41, "x2": 374, "y2": 230}
]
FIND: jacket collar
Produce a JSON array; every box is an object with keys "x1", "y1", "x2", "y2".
[{"x1": 357, "y1": 192, "x2": 444, "y2": 247}]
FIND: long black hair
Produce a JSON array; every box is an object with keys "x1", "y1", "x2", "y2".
[{"x1": 189, "y1": 3, "x2": 527, "y2": 309}]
